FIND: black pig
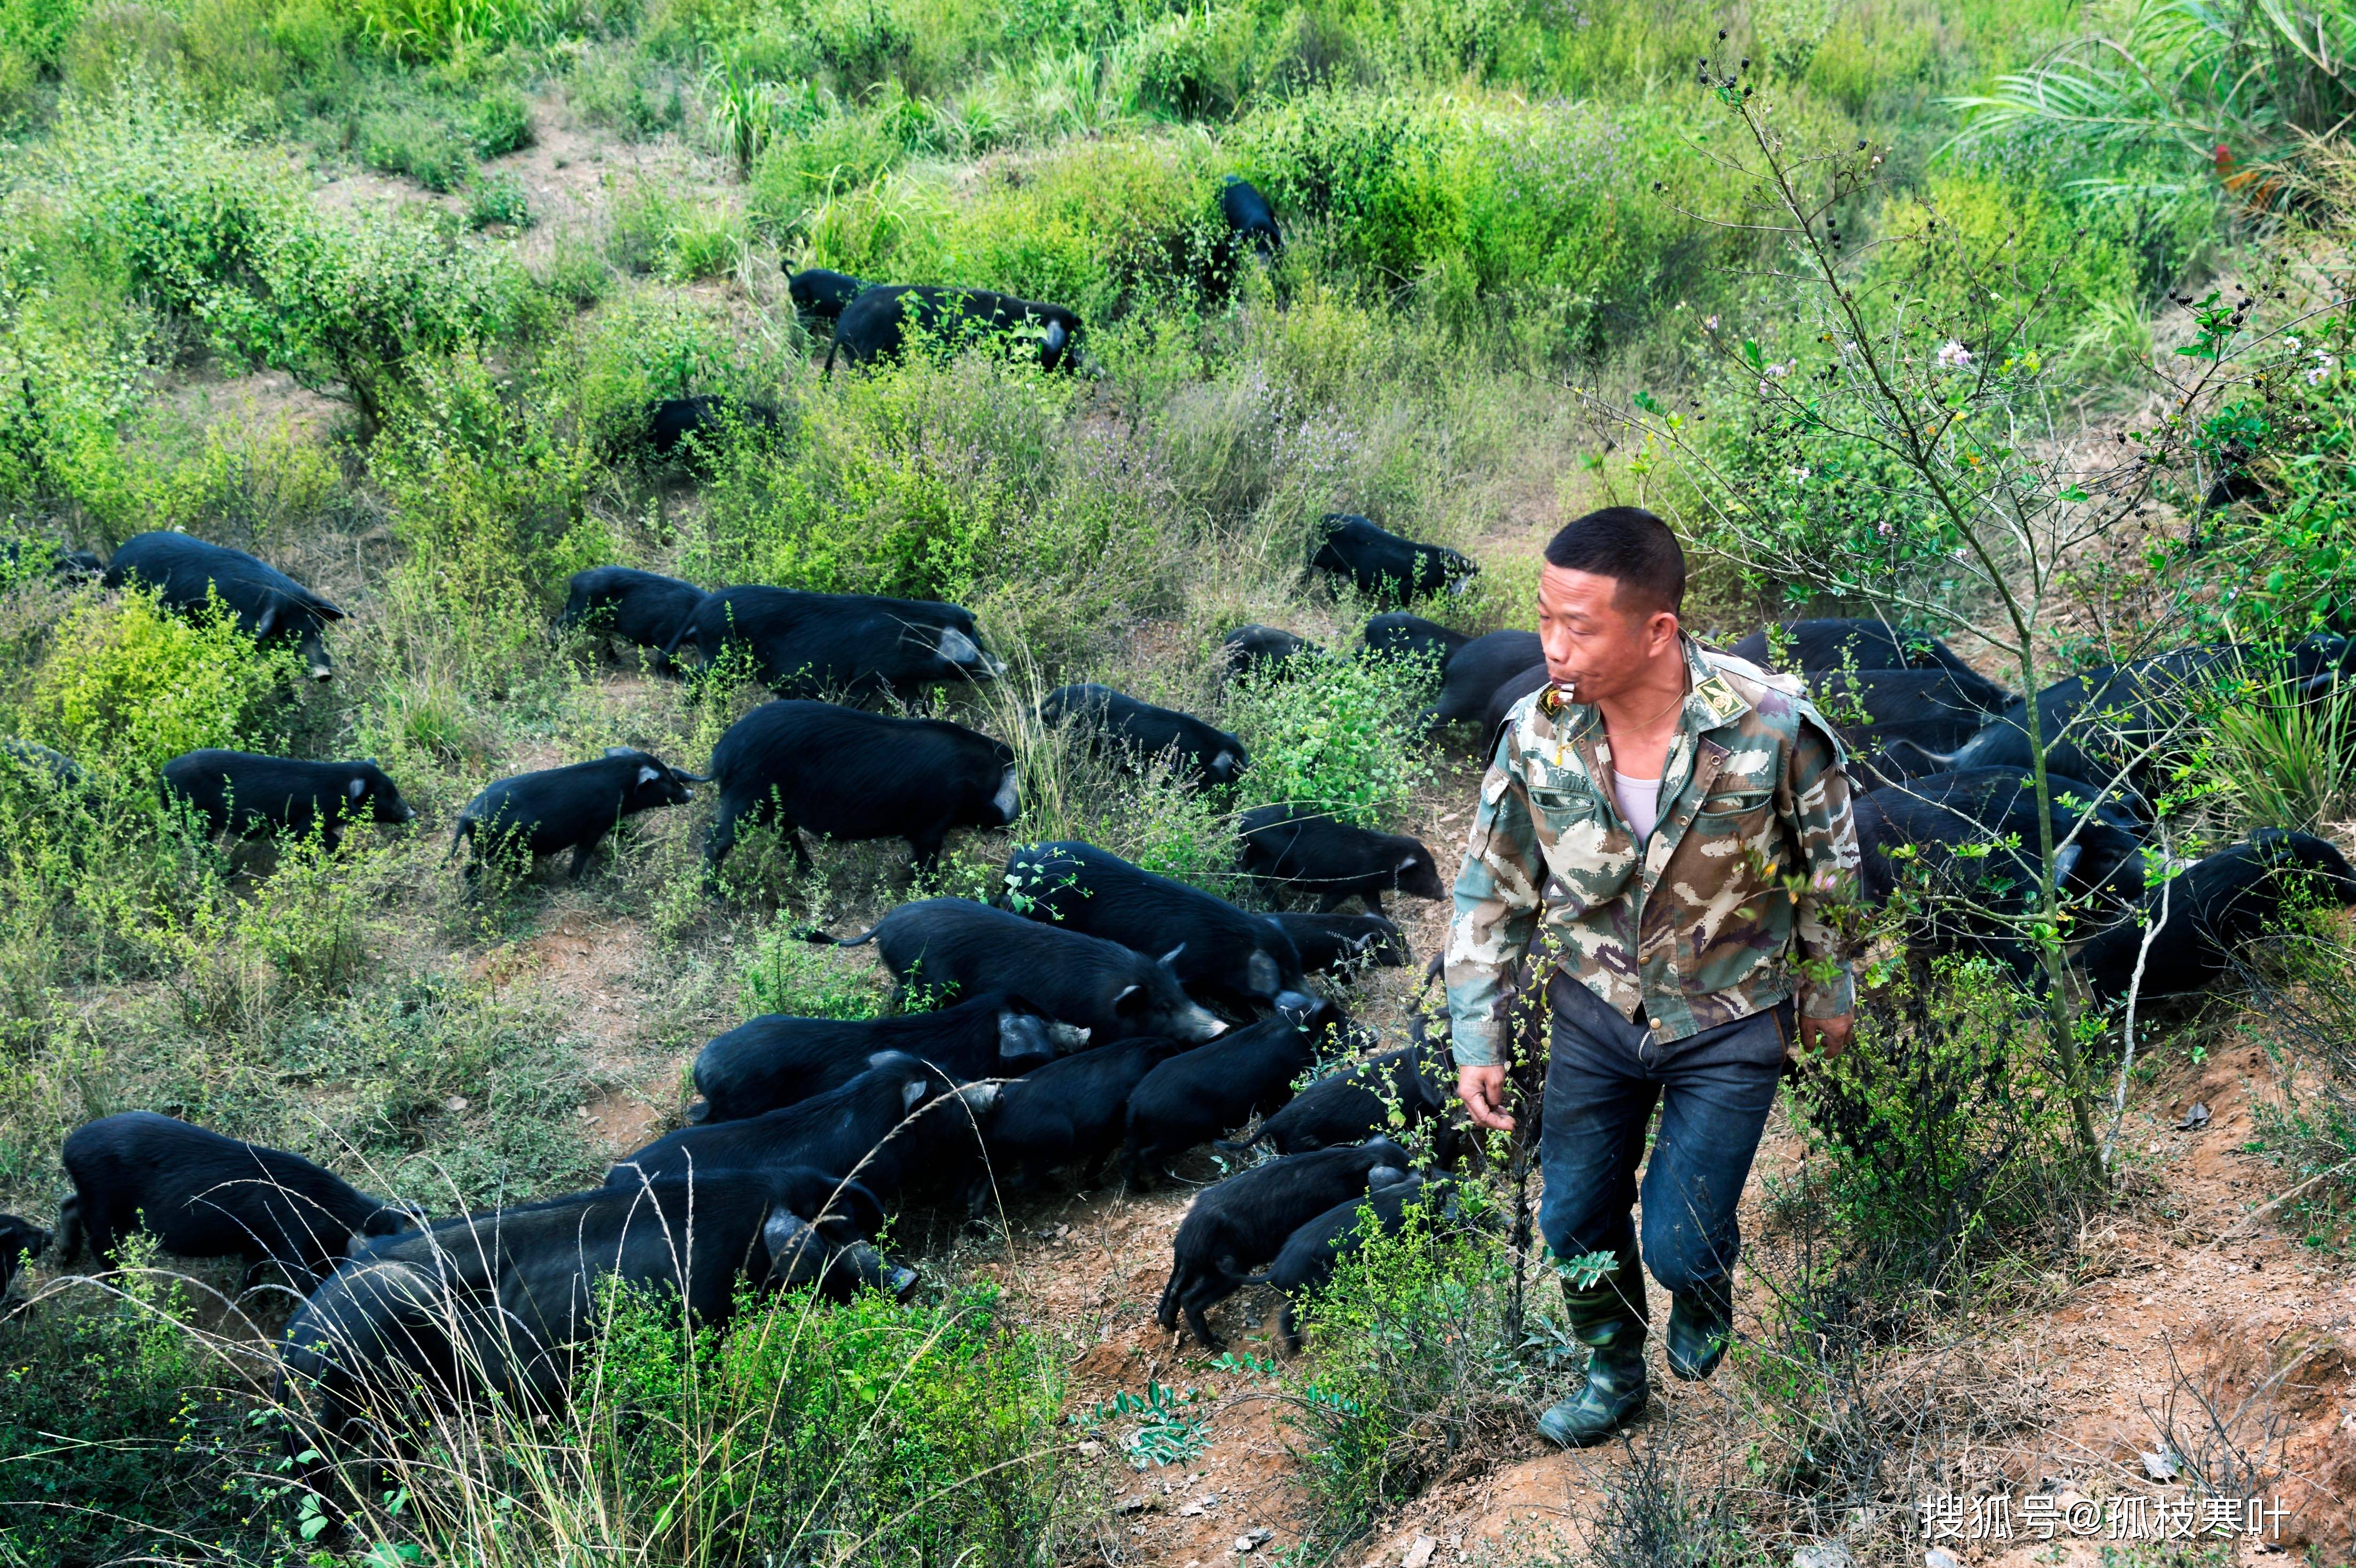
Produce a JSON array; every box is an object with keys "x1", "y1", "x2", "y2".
[
  {"x1": 647, "y1": 396, "x2": 782, "y2": 460},
  {"x1": 1246, "y1": 1175, "x2": 1458, "y2": 1352},
  {"x1": 1312, "y1": 514, "x2": 1476, "y2": 602},
  {"x1": 278, "y1": 1168, "x2": 896, "y2": 1479},
  {"x1": 705, "y1": 700, "x2": 1018, "y2": 876},
  {"x1": 1239, "y1": 805, "x2": 1445, "y2": 914},
  {"x1": 1155, "y1": 1138, "x2": 1411, "y2": 1347},
  {"x1": 1222, "y1": 625, "x2": 1318, "y2": 677},
  {"x1": 983, "y1": 1035, "x2": 1189, "y2": 1189},
  {"x1": 1219, "y1": 175, "x2": 1281, "y2": 254},
  {"x1": 826, "y1": 285, "x2": 1082, "y2": 373},
  {"x1": 1729, "y1": 618, "x2": 2013, "y2": 713},
  {"x1": 0, "y1": 1213, "x2": 50, "y2": 1297},
  {"x1": 556, "y1": 566, "x2": 706, "y2": 667},
  {"x1": 1039, "y1": 683, "x2": 1247, "y2": 790},
  {"x1": 663, "y1": 584, "x2": 1002, "y2": 703},
  {"x1": 56, "y1": 1111, "x2": 415, "y2": 1280},
  {"x1": 1271, "y1": 911, "x2": 1408, "y2": 976},
  {"x1": 1422, "y1": 630, "x2": 1544, "y2": 728},
  {"x1": 836, "y1": 898, "x2": 1228, "y2": 1044},
  {"x1": 105, "y1": 532, "x2": 346, "y2": 681},
  {"x1": 452, "y1": 748, "x2": 702, "y2": 881},
  {"x1": 610, "y1": 1053, "x2": 1001, "y2": 1212},
  {"x1": 1220, "y1": 1047, "x2": 1454, "y2": 1161},
  {"x1": 1359, "y1": 613, "x2": 1468, "y2": 669},
  {"x1": 1001, "y1": 840, "x2": 1311, "y2": 1013},
  {"x1": 163, "y1": 750, "x2": 417, "y2": 851},
  {"x1": 2077, "y1": 830, "x2": 2356, "y2": 1006},
  {"x1": 790, "y1": 268, "x2": 867, "y2": 322},
  {"x1": 1122, "y1": 999, "x2": 1339, "y2": 1181},
  {"x1": 689, "y1": 990, "x2": 1082, "y2": 1124}
]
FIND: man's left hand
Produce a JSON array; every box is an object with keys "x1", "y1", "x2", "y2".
[{"x1": 1797, "y1": 1012, "x2": 1852, "y2": 1059}]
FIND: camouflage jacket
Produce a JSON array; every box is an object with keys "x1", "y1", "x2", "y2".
[{"x1": 1444, "y1": 636, "x2": 1861, "y2": 1066}]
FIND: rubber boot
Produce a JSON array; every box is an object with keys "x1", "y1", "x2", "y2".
[
  {"x1": 1666, "y1": 1273, "x2": 1735, "y2": 1382},
  {"x1": 1536, "y1": 1259, "x2": 1649, "y2": 1448}
]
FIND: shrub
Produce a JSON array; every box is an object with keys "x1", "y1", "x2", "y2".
[
  {"x1": 1226, "y1": 648, "x2": 1434, "y2": 826},
  {"x1": 37, "y1": 85, "x2": 527, "y2": 430},
  {"x1": 27, "y1": 583, "x2": 301, "y2": 782},
  {"x1": 1280, "y1": 1188, "x2": 1531, "y2": 1546},
  {"x1": 1228, "y1": 88, "x2": 1709, "y2": 349},
  {"x1": 145, "y1": 419, "x2": 344, "y2": 548},
  {"x1": 356, "y1": 102, "x2": 475, "y2": 188},
  {"x1": 466, "y1": 78, "x2": 532, "y2": 153},
  {"x1": 683, "y1": 353, "x2": 1182, "y2": 662},
  {"x1": 339, "y1": 0, "x2": 594, "y2": 60},
  {"x1": 466, "y1": 167, "x2": 531, "y2": 228},
  {"x1": 371, "y1": 352, "x2": 614, "y2": 679},
  {"x1": 0, "y1": 1243, "x2": 277, "y2": 1567},
  {"x1": 1781, "y1": 955, "x2": 2098, "y2": 1337}
]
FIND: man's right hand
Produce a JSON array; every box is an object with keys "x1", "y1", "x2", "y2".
[{"x1": 1457, "y1": 1064, "x2": 1515, "y2": 1132}]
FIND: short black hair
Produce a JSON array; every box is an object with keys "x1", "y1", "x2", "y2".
[{"x1": 1542, "y1": 506, "x2": 1685, "y2": 617}]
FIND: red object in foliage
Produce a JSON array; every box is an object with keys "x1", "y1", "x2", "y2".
[{"x1": 2214, "y1": 143, "x2": 2235, "y2": 175}]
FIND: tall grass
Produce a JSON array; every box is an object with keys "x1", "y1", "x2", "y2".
[{"x1": 2207, "y1": 673, "x2": 2356, "y2": 833}]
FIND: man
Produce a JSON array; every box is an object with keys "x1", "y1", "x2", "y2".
[{"x1": 1445, "y1": 506, "x2": 1860, "y2": 1446}]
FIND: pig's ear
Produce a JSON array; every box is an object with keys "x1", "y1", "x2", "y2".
[
  {"x1": 347, "y1": 776, "x2": 368, "y2": 801},
  {"x1": 900, "y1": 1077, "x2": 928, "y2": 1113},
  {"x1": 1157, "y1": 943, "x2": 1187, "y2": 969},
  {"x1": 253, "y1": 604, "x2": 279, "y2": 639},
  {"x1": 636, "y1": 765, "x2": 662, "y2": 786},
  {"x1": 604, "y1": 746, "x2": 637, "y2": 759},
  {"x1": 1397, "y1": 853, "x2": 1422, "y2": 871},
  {"x1": 1113, "y1": 984, "x2": 1146, "y2": 1015},
  {"x1": 761, "y1": 1208, "x2": 810, "y2": 1278}
]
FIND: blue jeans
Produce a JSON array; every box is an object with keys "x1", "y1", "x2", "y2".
[{"x1": 1537, "y1": 972, "x2": 1789, "y2": 1298}]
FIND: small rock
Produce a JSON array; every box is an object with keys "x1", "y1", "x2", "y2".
[
  {"x1": 1402, "y1": 1537, "x2": 1437, "y2": 1568},
  {"x1": 1791, "y1": 1547, "x2": 1852, "y2": 1568},
  {"x1": 1076, "y1": 1440, "x2": 1103, "y2": 1457},
  {"x1": 2177, "y1": 1102, "x2": 2212, "y2": 1132},
  {"x1": 1926, "y1": 1550, "x2": 1961, "y2": 1568},
  {"x1": 1179, "y1": 1493, "x2": 1220, "y2": 1518},
  {"x1": 1117, "y1": 1494, "x2": 1149, "y2": 1514},
  {"x1": 2141, "y1": 1448, "x2": 2181, "y2": 1481},
  {"x1": 446, "y1": 1095, "x2": 470, "y2": 1112},
  {"x1": 1234, "y1": 1527, "x2": 1273, "y2": 1553}
]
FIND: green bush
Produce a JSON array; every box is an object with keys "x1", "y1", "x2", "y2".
[
  {"x1": 289, "y1": 1277, "x2": 1071, "y2": 1563},
  {"x1": 371, "y1": 352, "x2": 613, "y2": 678},
  {"x1": 38, "y1": 84, "x2": 525, "y2": 430},
  {"x1": 1228, "y1": 89, "x2": 1710, "y2": 349},
  {"x1": 466, "y1": 166, "x2": 531, "y2": 227},
  {"x1": 1226, "y1": 648, "x2": 1434, "y2": 826},
  {"x1": 683, "y1": 353, "x2": 1180, "y2": 661},
  {"x1": 1782, "y1": 955, "x2": 2097, "y2": 1336},
  {"x1": 27, "y1": 583, "x2": 301, "y2": 781},
  {"x1": 0, "y1": 1245, "x2": 282, "y2": 1566},
  {"x1": 0, "y1": 0, "x2": 89, "y2": 67},
  {"x1": 1281, "y1": 1188, "x2": 1529, "y2": 1547},
  {"x1": 466, "y1": 77, "x2": 531, "y2": 152},
  {"x1": 357, "y1": 102, "x2": 473, "y2": 186}
]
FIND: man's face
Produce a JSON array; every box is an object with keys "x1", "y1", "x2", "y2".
[{"x1": 1537, "y1": 565, "x2": 1678, "y2": 703}]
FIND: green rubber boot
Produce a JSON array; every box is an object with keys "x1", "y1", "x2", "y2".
[
  {"x1": 1536, "y1": 1259, "x2": 1650, "y2": 1448},
  {"x1": 1665, "y1": 1273, "x2": 1734, "y2": 1382}
]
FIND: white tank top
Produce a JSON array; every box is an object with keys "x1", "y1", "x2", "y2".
[{"x1": 1612, "y1": 769, "x2": 1662, "y2": 842}]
